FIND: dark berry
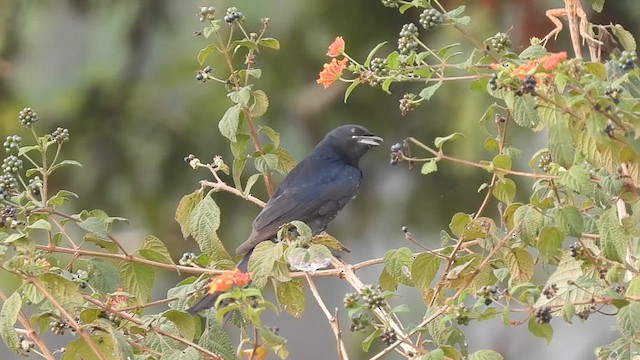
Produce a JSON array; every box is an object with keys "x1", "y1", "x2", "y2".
[
  {"x1": 391, "y1": 143, "x2": 402, "y2": 153},
  {"x1": 535, "y1": 306, "x2": 552, "y2": 324},
  {"x1": 195, "y1": 72, "x2": 205, "y2": 81},
  {"x1": 18, "y1": 107, "x2": 38, "y2": 128},
  {"x1": 619, "y1": 51, "x2": 637, "y2": 71},
  {"x1": 489, "y1": 73, "x2": 498, "y2": 90},
  {"x1": 179, "y1": 252, "x2": 197, "y2": 266},
  {"x1": 203, "y1": 65, "x2": 213, "y2": 73},
  {"x1": 523, "y1": 75, "x2": 536, "y2": 94},
  {"x1": 380, "y1": 328, "x2": 398, "y2": 346},
  {"x1": 542, "y1": 284, "x2": 558, "y2": 299},
  {"x1": 419, "y1": 9, "x2": 443, "y2": 30}
]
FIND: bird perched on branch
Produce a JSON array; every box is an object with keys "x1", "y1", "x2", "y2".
[{"x1": 186, "y1": 124, "x2": 383, "y2": 314}]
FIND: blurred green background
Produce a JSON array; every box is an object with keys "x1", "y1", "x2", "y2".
[{"x1": 1, "y1": 0, "x2": 638, "y2": 359}]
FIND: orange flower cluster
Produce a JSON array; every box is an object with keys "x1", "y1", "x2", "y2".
[
  {"x1": 106, "y1": 288, "x2": 127, "y2": 306},
  {"x1": 317, "y1": 58, "x2": 348, "y2": 89},
  {"x1": 326, "y1": 36, "x2": 345, "y2": 57},
  {"x1": 510, "y1": 52, "x2": 567, "y2": 79},
  {"x1": 317, "y1": 36, "x2": 348, "y2": 89},
  {"x1": 207, "y1": 269, "x2": 252, "y2": 294}
]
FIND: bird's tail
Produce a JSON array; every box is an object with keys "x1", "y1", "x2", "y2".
[{"x1": 185, "y1": 251, "x2": 252, "y2": 315}]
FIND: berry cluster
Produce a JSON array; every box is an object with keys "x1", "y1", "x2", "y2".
[
  {"x1": 52, "y1": 127, "x2": 70, "y2": 143},
  {"x1": 100, "y1": 311, "x2": 121, "y2": 325},
  {"x1": 369, "y1": 58, "x2": 389, "y2": 86},
  {"x1": 72, "y1": 270, "x2": 88, "y2": 289},
  {"x1": 543, "y1": 284, "x2": 558, "y2": 299},
  {"x1": 453, "y1": 304, "x2": 470, "y2": 325},
  {"x1": 28, "y1": 176, "x2": 41, "y2": 197},
  {"x1": 390, "y1": 143, "x2": 404, "y2": 165},
  {"x1": 349, "y1": 313, "x2": 371, "y2": 332},
  {"x1": 619, "y1": 50, "x2": 637, "y2": 71},
  {"x1": 343, "y1": 292, "x2": 359, "y2": 309},
  {"x1": 381, "y1": 0, "x2": 398, "y2": 8},
  {"x1": 569, "y1": 242, "x2": 584, "y2": 259},
  {"x1": 3, "y1": 135, "x2": 22, "y2": 153},
  {"x1": 399, "y1": 93, "x2": 418, "y2": 116},
  {"x1": 0, "y1": 173, "x2": 18, "y2": 195},
  {"x1": 224, "y1": 7, "x2": 244, "y2": 24},
  {"x1": 537, "y1": 152, "x2": 552, "y2": 173},
  {"x1": 197, "y1": 6, "x2": 215, "y2": 22},
  {"x1": 419, "y1": 9, "x2": 443, "y2": 30},
  {"x1": 534, "y1": 306, "x2": 552, "y2": 324},
  {"x1": 605, "y1": 86, "x2": 624, "y2": 104},
  {"x1": 476, "y1": 286, "x2": 499, "y2": 305},
  {"x1": 397, "y1": 23, "x2": 419, "y2": 55},
  {"x1": 18, "y1": 107, "x2": 38, "y2": 128},
  {"x1": 489, "y1": 73, "x2": 499, "y2": 91},
  {"x1": 49, "y1": 320, "x2": 71, "y2": 335},
  {"x1": 361, "y1": 285, "x2": 386, "y2": 309},
  {"x1": 380, "y1": 328, "x2": 398, "y2": 346},
  {"x1": 195, "y1": 65, "x2": 213, "y2": 82},
  {"x1": 491, "y1": 32, "x2": 511, "y2": 53},
  {"x1": 179, "y1": 252, "x2": 197, "y2": 266},
  {"x1": 0, "y1": 206, "x2": 19, "y2": 228},
  {"x1": 521, "y1": 75, "x2": 537, "y2": 94},
  {"x1": 2, "y1": 155, "x2": 23, "y2": 174}
]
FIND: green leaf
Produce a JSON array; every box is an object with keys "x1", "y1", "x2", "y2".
[
  {"x1": 228, "y1": 87, "x2": 251, "y2": 107},
  {"x1": 422, "y1": 348, "x2": 445, "y2": 360},
  {"x1": 598, "y1": 207, "x2": 627, "y2": 263},
  {"x1": 537, "y1": 226, "x2": 564, "y2": 261},
  {"x1": 492, "y1": 154, "x2": 512, "y2": 170},
  {"x1": 88, "y1": 258, "x2": 120, "y2": 294},
  {"x1": 527, "y1": 318, "x2": 553, "y2": 344},
  {"x1": 218, "y1": 104, "x2": 241, "y2": 142},
  {"x1": 421, "y1": 159, "x2": 438, "y2": 175},
  {"x1": 383, "y1": 247, "x2": 414, "y2": 286},
  {"x1": 119, "y1": 262, "x2": 154, "y2": 304},
  {"x1": 492, "y1": 178, "x2": 516, "y2": 204},
  {"x1": 434, "y1": 133, "x2": 464, "y2": 150},
  {"x1": 26, "y1": 219, "x2": 51, "y2": 230},
  {"x1": 276, "y1": 279, "x2": 305, "y2": 318},
  {"x1": 175, "y1": 189, "x2": 203, "y2": 239},
  {"x1": 49, "y1": 159, "x2": 82, "y2": 172},
  {"x1": 250, "y1": 90, "x2": 269, "y2": 117},
  {"x1": 559, "y1": 165, "x2": 591, "y2": 195},
  {"x1": 197, "y1": 44, "x2": 215, "y2": 65},
  {"x1": 613, "y1": 24, "x2": 637, "y2": 52},
  {"x1": 583, "y1": 62, "x2": 606, "y2": 80},
  {"x1": 243, "y1": 174, "x2": 261, "y2": 197},
  {"x1": 344, "y1": 80, "x2": 360, "y2": 102},
  {"x1": 232, "y1": 158, "x2": 247, "y2": 190},
  {"x1": 514, "y1": 205, "x2": 543, "y2": 245},
  {"x1": 198, "y1": 324, "x2": 235, "y2": 360},
  {"x1": 618, "y1": 302, "x2": 640, "y2": 337},
  {"x1": 163, "y1": 310, "x2": 197, "y2": 341},
  {"x1": 590, "y1": 0, "x2": 604, "y2": 12},
  {"x1": 18, "y1": 145, "x2": 40, "y2": 156},
  {"x1": 512, "y1": 95, "x2": 539, "y2": 128},
  {"x1": 38, "y1": 273, "x2": 84, "y2": 306},
  {"x1": 188, "y1": 195, "x2": 231, "y2": 261},
  {"x1": 259, "y1": 37, "x2": 280, "y2": 50},
  {"x1": 47, "y1": 190, "x2": 78, "y2": 207},
  {"x1": 519, "y1": 44, "x2": 546, "y2": 60},
  {"x1": 139, "y1": 235, "x2": 174, "y2": 265},
  {"x1": 259, "y1": 125, "x2": 280, "y2": 147},
  {"x1": 248, "y1": 241, "x2": 282, "y2": 289},
  {"x1": 549, "y1": 120, "x2": 574, "y2": 168},
  {"x1": 554, "y1": 205, "x2": 584, "y2": 237},
  {"x1": 364, "y1": 41, "x2": 388, "y2": 67},
  {"x1": 77, "y1": 216, "x2": 109, "y2": 240},
  {"x1": 469, "y1": 349, "x2": 504, "y2": 360},
  {"x1": 449, "y1": 212, "x2": 472, "y2": 238},
  {"x1": 412, "y1": 253, "x2": 440, "y2": 290},
  {"x1": 254, "y1": 153, "x2": 279, "y2": 174},
  {"x1": 505, "y1": 248, "x2": 534, "y2": 283},
  {"x1": 419, "y1": 82, "x2": 443, "y2": 101},
  {"x1": 0, "y1": 292, "x2": 21, "y2": 353},
  {"x1": 63, "y1": 335, "x2": 115, "y2": 360},
  {"x1": 362, "y1": 328, "x2": 383, "y2": 352},
  {"x1": 275, "y1": 147, "x2": 296, "y2": 174}
]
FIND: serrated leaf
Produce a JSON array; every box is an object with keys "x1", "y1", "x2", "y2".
[
  {"x1": 613, "y1": 25, "x2": 637, "y2": 52},
  {"x1": 0, "y1": 292, "x2": 21, "y2": 353},
  {"x1": 449, "y1": 212, "x2": 472, "y2": 238},
  {"x1": 559, "y1": 165, "x2": 591, "y2": 195},
  {"x1": 412, "y1": 253, "x2": 440, "y2": 290},
  {"x1": 197, "y1": 44, "x2": 215, "y2": 65},
  {"x1": 228, "y1": 87, "x2": 252, "y2": 107},
  {"x1": 88, "y1": 258, "x2": 120, "y2": 294},
  {"x1": 618, "y1": 302, "x2": 640, "y2": 337},
  {"x1": 383, "y1": 247, "x2": 414, "y2": 286},
  {"x1": 163, "y1": 310, "x2": 197, "y2": 341},
  {"x1": 584, "y1": 62, "x2": 606, "y2": 80},
  {"x1": 119, "y1": 261, "x2": 155, "y2": 304},
  {"x1": 519, "y1": 45, "x2": 546, "y2": 60},
  {"x1": 274, "y1": 147, "x2": 296, "y2": 174},
  {"x1": 419, "y1": 82, "x2": 443, "y2": 101},
  {"x1": 311, "y1": 233, "x2": 349, "y2": 252},
  {"x1": 469, "y1": 349, "x2": 504, "y2": 360},
  {"x1": 77, "y1": 216, "x2": 109, "y2": 240},
  {"x1": 47, "y1": 189, "x2": 78, "y2": 207},
  {"x1": 286, "y1": 244, "x2": 331, "y2": 273},
  {"x1": 218, "y1": 104, "x2": 241, "y2": 142},
  {"x1": 549, "y1": 120, "x2": 574, "y2": 168},
  {"x1": 421, "y1": 159, "x2": 438, "y2": 175},
  {"x1": 422, "y1": 348, "x2": 445, "y2": 360},
  {"x1": 512, "y1": 95, "x2": 539, "y2": 128},
  {"x1": 527, "y1": 318, "x2": 553, "y2": 344},
  {"x1": 63, "y1": 335, "x2": 115, "y2": 360},
  {"x1": 537, "y1": 226, "x2": 564, "y2": 260},
  {"x1": 492, "y1": 178, "x2": 516, "y2": 204},
  {"x1": 434, "y1": 133, "x2": 464, "y2": 150},
  {"x1": 505, "y1": 248, "x2": 534, "y2": 283},
  {"x1": 198, "y1": 325, "x2": 235, "y2": 360},
  {"x1": 139, "y1": 235, "x2": 174, "y2": 265},
  {"x1": 254, "y1": 153, "x2": 279, "y2": 174},
  {"x1": 251, "y1": 90, "x2": 269, "y2": 117},
  {"x1": 554, "y1": 205, "x2": 584, "y2": 237},
  {"x1": 276, "y1": 279, "x2": 305, "y2": 318},
  {"x1": 598, "y1": 207, "x2": 627, "y2": 262},
  {"x1": 248, "y1": 241, "x2": 282, "y2": 289},
  {"x1": 259, "y1": 125, "x2": 280, "y2": 148},
  {"x1": 175, "y1": 189, "x2": 202, "y2": 239},
  {"x1": 38, "y1": 273, "x2": 83, "y2": 307},
  {"x1": 514, "y1": 205, "x2": 543, "y2": 245},
  {"x1": 26, "y1": 219, "x2": 51, "y2": 230},
  {"x1": 188, "y1": 196, "x2": 231, "y2": 261}
]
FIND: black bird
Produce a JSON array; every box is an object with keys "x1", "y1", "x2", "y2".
[{"x1": 186, "y1": 124, "x2": 383, "y2": 314}]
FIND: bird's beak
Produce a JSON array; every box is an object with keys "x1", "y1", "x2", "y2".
[{"x1": 353, "y1": 134, "x2": 384, "y2": 146}]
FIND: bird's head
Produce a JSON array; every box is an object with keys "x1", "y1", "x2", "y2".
[{"x1": 323, "y1": 125, "x2": 383, "y2": 165}]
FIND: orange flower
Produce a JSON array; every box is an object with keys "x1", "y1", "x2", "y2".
[
  {"x1": 317, "y1": 58, "x2": 348, "y2": 89},
  {"x1": 106, "y1": 288, "x2": 128, "y2": 306},
  {"x1": 541, "y1": 52, "x2": 567, "y2": 71},
  {"x1": 326, "y1": 36, "x2": 345, "y2": 57},
  {"x1": 207, "y1": 269, "x2": 252, "y2": 294}
]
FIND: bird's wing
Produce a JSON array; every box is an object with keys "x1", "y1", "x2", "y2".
[{"x1": 235, "y1": 161, "x2": 361, "y2": 255}]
